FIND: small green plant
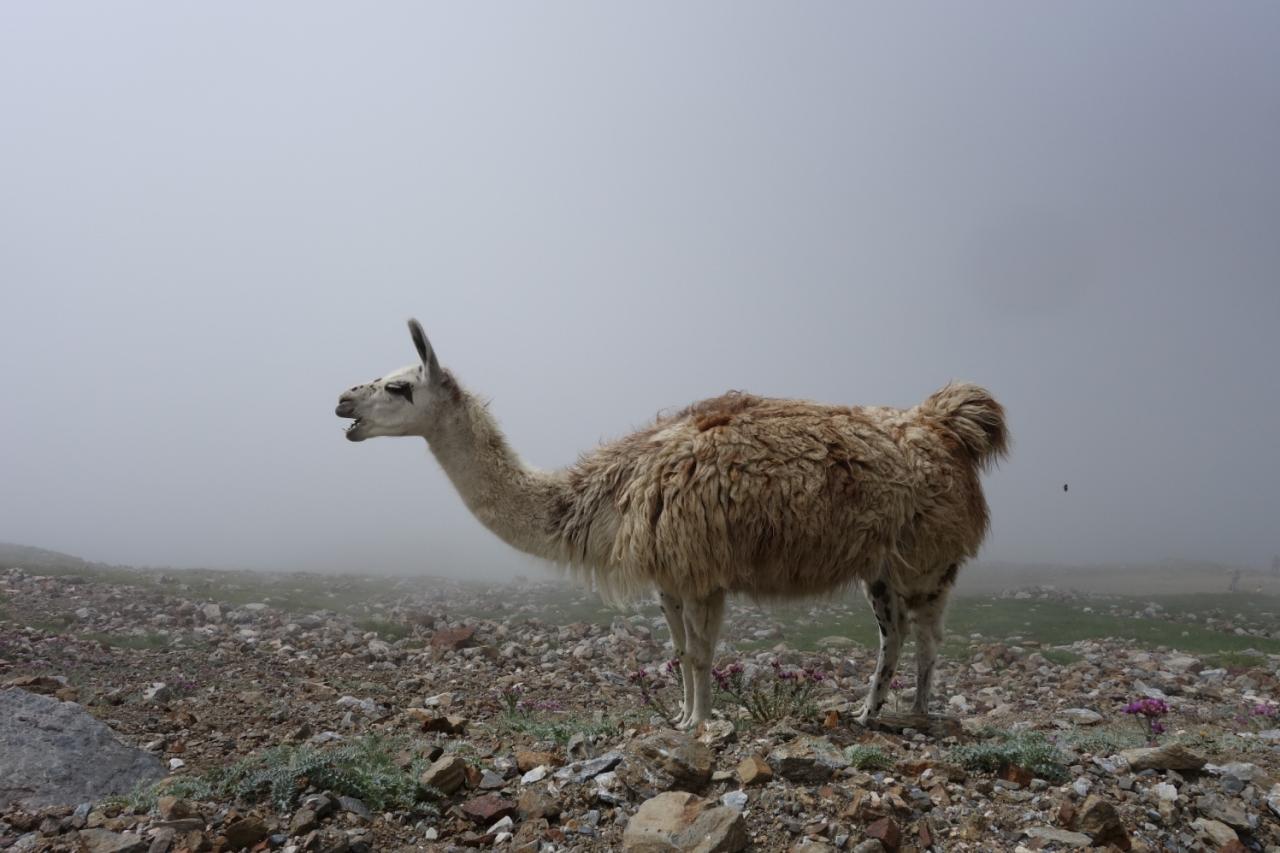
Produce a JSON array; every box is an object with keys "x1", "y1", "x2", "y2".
[
  {"x1": 948, "y1": 732, "x2": 1068, "y2": 782},
  {"x1": 495, "y1": 685, "x2": 621, "y2": 745},
  {"x1": 353, "y1": 618, "x2": 412, "y2": 641},
  {"x1": 844, "y1": 745, "x2": 893, "y2": 771},
  {"x1": 627, "y1": 661, "x2": 682, "y2": 724},
  {"x1": 1059, "y1": 724, "x2": 1146, "y2": 755},
  {"x1": 127, "y1": 734, "x2": 439, "y2": 814},
  {"x1": 712, "y1": 660, "x2": 824, "y2": 724}
]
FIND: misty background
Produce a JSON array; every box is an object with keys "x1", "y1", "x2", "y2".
[{"x1": 2, "y1": 3, "x2": 1278, "y2": 582}]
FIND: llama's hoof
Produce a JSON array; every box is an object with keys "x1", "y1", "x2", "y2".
[{"x1": 854, "y1": 707, "x2": 874, "y2": 727}]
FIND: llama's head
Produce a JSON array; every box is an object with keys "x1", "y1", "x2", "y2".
[{"x1": 335, "y1": 319, "x2": 451, "y2": 442}]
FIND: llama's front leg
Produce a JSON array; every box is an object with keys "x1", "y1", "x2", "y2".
[
  {"x1": 857, "y1": 580, "x2": 906, "y2": 726},
  {"x1": 658, "y1": 590, "x2": 693, "y2": 725},
  {"x1": 910, "y1": 592, "x2": 948, "y2": 715},
  {"x1": 680, "y1": 589, "x2": 726, "y2": 728}
]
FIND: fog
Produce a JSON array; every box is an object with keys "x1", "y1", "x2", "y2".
[{"x1": 2, "y1": 3, "x2": 1278, "y2": 581}]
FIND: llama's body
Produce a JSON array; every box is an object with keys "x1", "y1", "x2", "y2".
[
  {"x1": 550, "y1": 388, "x2": 1001, "y2": 606},
  {"x1": 338, "y1": 321, "x2": 1008, "y2": 727}
]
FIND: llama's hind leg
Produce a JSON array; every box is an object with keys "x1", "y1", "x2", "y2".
[
  {"x1": 856, "y1": 578, "x2": 906, "y2": 726},
  {"x1": 658, "y1": 590, "x2": 693, "y2": 725},
  {"x1": 909, "y1": 590, "x2": 948, "y2": 715},
  {"x1": 681, "y1": 589, "x2": 726, "y2": 728}
]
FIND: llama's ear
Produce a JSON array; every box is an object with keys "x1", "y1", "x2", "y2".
[{"x1": 407, "y1": 318, "x2": 441, "y2": 380}]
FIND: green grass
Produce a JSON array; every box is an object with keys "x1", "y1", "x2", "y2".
[
  {"x1": 948, "y1": 731, "x2": 1069, "y2": 782},
  {"x1": 844, "y1": 745, "x2": 893, "y2": 771},
  {"x1": 1200, "y1": 649, "x2": 1269, "y2": 671},
  {"x1": 353, "y1": 618, "x2": 413, "y2": 641},
  {"x1": 124, "y1": 734, "x2": 439, "y2": 814},
  {"x1": 735, "y1": 595, "x2": 1280, "y2": 661},
  {"x1": 496, "y1": 710, "x2": 622, "y2": 746},
  {"x1": 1040, "y1": 648, "x2": 1084, "y2": 666}
]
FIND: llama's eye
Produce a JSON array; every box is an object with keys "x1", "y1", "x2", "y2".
[{"x1": 385, "y1": 383, "x2": 414, "y2": 403}]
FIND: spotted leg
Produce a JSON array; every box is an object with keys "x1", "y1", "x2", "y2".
[
  {"x1": 680, "y1": 589, "x2": 726, "y2": 728},
  {"x1": 856, "y1": 577, "x2": 907, "y2": 726},
  {"x1": 909, "y1": 589, "x2": 948, "y2": 715},
  {"x1": 658, "y1": 590, "x2": 693, "y2": 725}
]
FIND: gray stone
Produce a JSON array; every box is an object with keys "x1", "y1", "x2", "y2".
[
  {"x1": 622, "y1": 791, "x2": 746, "y2": 852},
  {"x1": 1058, "y1": 708, "x2": 1103, "y2": 726},
  {"x1": 1192, "y1": 818, "x2": 1238, "y2": 847},
  {"x1": 767, "y1": 735, "x2": 848, "y2": 783},
  {"x1": 0, "y1": 688, "x2": 165, "y2": 809},
  {"x1": 1023, "y1": 826, "x2": 1092, "y2": 847},
  {"x1": 77, "y1": 829, "x2": 148, "y2": 853}
]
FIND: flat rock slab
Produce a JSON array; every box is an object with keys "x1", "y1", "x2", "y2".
[
  {"x1": 864, "y1": 712, "x2": 963, "y2": 739},
  {"x1": 1120, "y1": 743, "x2": 1206, "y2": 772},
  {"x1": 0, "y1": 688, "x2": 165, "y2": 809}
]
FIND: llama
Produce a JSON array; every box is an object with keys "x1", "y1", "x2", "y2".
[{"x1": 336, "y1": 320, "x2": 1008, "y2": 727}]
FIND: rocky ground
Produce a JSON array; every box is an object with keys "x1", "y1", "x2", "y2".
[{"x1": 0, "y1": 558, "x2": 1278, "y2": 852}]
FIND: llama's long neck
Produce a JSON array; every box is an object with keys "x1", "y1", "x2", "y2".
[{"x1": 424, "y1": 390, "x2": 567, "y2": 563}]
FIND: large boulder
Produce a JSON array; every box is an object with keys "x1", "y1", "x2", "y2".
[
  {"x1": 0, "y1": 688, "x2": 164, "y2": 808},
  {"x1": 622, "y1": 791, "x2": 746, "y2": 852}
]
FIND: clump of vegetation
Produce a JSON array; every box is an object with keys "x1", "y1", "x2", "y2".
[
  {"x1": 353, "y1": 618, "x2": 412, "y2": 641},
  {"x1": 1059, "y1": 724, "x2": 1146, "y2": 755},
  {"x1": 844, "y1": 744, "x2": 893, "y2": 771},
  {"x1": 1122, "y1": 697, "x2": 1170, "y2": 742},
  {"x1": 627, "y1": 661, "x2": 683, "y2": 724},
  {"x1": 128, "y1": 734, "x2": 439, "y2": 814},
  {"x1": 712, "y1": 660, "x2": 825, "y2": 724},
  {"x1": 496, "y1": 685, "x2": 620, "y2": 745},
  {"x1": 948, "y1": 731, "x2": 1068, "y2": 782}
]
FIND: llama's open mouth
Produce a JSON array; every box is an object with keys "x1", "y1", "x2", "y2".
[{"x1": 343, "y1": 417, "x2": 365, "y2": 441}]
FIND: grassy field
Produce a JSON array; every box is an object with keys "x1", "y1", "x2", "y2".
[{"x1": 5, "y1": 542, "x2": 1278, "y2": 667}]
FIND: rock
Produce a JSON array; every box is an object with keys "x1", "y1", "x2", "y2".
[
  {"x1": 461, "y1": 794, "x2": 517, "y2": 824},
  {"x1": 143, "y1": 683, "x2": 173, "y2": 703},
  {"x1": 1192, "y1": 818, "x2": 1239, "y2": 848},
  {"x1": 200, "y1": 603, "x2": 221, "y2": 622},
  {"x1": 1119, "y1": 743, "x2": 1206, "y2": 772},
  {"x1": 850, "y1": 842, "x2": 886, "y2": 853},
  {"x1": 406, "y1": 710, "x2": 467, "y2": 734},
  {"x1": 78, "y1": 829, "x2": 148, "y2": 853},
  {"x1": 223, "y1": 816, "x2": 269, "y2": 850},
  {"x1": 767, "y1": 735, "x2": 848, "y2": 783},
  {"x1": 554, "y1": 750, "x2": 624, "y2": 784},
  {"x1": 419, "y1": 754, "x2": 467, "y2": 795},
  {"x1": 628, "y1": 730, "x2": 714, "y2": 791},
  {"x1": 696, "y1": 719, "x2": 736, "y2": 749},
  {"x1": 736, "y1": 755, "x2": 772, "y2": 786},
  {"x1": 516, "y1": 750, "x2": 560, "y2": 772},
  {"x1": 430, "y1": 625, "x2": 476, "y2": 650},
  {"x1": 156, "y1": 797, "x2": 195, "y2": 821},
  {"x1": 1267, "y1": 783, "x2": 1280, "y2": 820},
  {"x1": 290, "y1": 807, "x2": 318, "y2": 834},
  {"x1": 1023, "y1": 826, "x2": 1092, "y2": 847},
  {"x1": 1058, "y1": 708, "x2": 1103, "y2": 726},
  {"x1": 0, "y1": 688, "x2": 165, "y2": 809},
  {"x1": 1195, "y1": 793, "x2": 1250, "y2": 830},
  {"x1": 3, "y1": 675, "x2": 66, "y2": 695},
  {"x1": 517, "y1": 787, "x2": 562, "y2": 821},
  {"x1": 622, "y1": 791, "x2": 747, "y2": 852},
  {"x1": 1078, "y1": 795, "x2": 1129, "y2": 849},
  {"x1": 720, "y1": 790, "x2": 748, "y2": 811},
  {"x1": 864, "y1": 817, "x2": 900, "y2": 850}
]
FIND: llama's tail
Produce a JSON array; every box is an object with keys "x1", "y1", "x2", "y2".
[{"x1": 919, "y1": 382, "x2": 1009, "y2": 470}]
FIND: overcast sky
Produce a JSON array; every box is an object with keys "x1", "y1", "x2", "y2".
[{"x1": 2, "y1": 3, "x2": 1278, "y2": 580}]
